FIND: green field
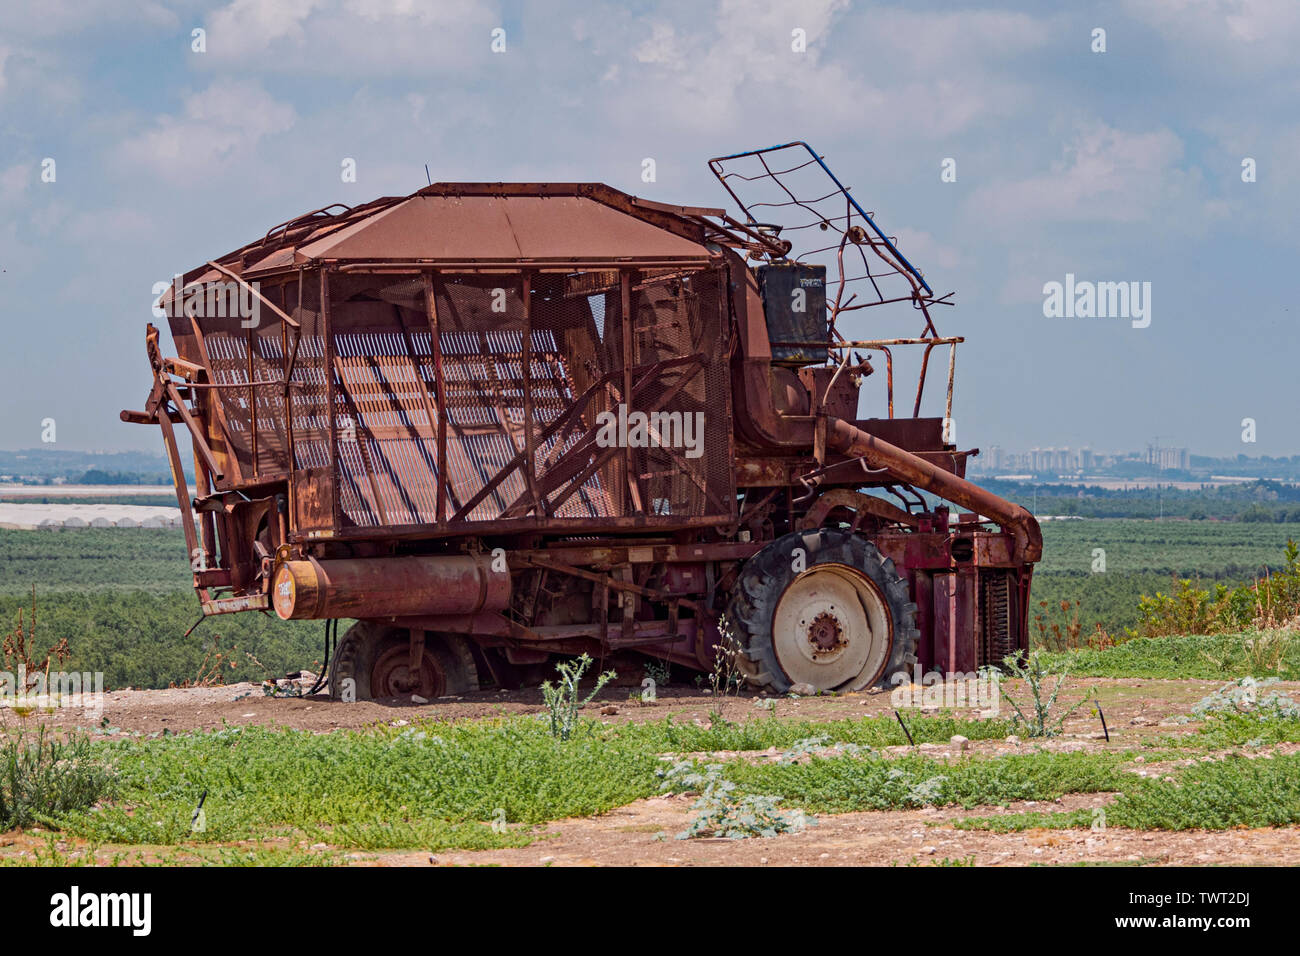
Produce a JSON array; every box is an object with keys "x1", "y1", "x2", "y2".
[
  {"x1": 0, "y1": 528, "x2": 192, "y2": 595},
  {"x1": 1034, "y1": 520, "x2": 1295, "y2": 635},
  {"x1": 0, "y1": 528, "x2": 321, "y2": 689},
  {"x1": 0, "y1": 519, "x2": 1294, "y2": 688},
  {"x1": 8, "y1": 700, "x2": 1300, "y2": 862},
  {"x1": 0, "y1": 494, "x2": 178, "y2": 507},
  {"x1": 1037, "y1": 519, "x2": 1292, "y2": 576}
]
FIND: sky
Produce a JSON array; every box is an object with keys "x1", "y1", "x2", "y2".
[{"x1": 0, "y1": 0, "x2": 1296, "y2": 459}]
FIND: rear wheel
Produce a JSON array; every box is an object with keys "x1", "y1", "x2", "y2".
[
  {"x1": 328, "y1": 622, "x2": 478, "y2": 701},
  {"x1": 725, "y1": 529, "x2": 918, "y2": 694}
]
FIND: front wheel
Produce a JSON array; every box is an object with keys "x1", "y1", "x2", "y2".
[{"x1": 724, "y1": 530, "x2": 918, "y2": 694}]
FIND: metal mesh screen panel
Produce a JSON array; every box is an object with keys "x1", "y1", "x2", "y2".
[
  {"x1": 230, "y1": 264, "x2": 736, "y2": 533},
  {"x1": 196, "y1": 280, "x2": 302, "y2": 478}
]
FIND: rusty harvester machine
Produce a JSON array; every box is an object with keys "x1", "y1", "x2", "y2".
[{"x1": 124, "y1": 142, "x2": 1041, "y2": 700}]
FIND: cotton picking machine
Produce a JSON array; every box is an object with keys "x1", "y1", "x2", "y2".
[{"x1": 123, "y1": 142, "x2": 1041, "y2": 700}]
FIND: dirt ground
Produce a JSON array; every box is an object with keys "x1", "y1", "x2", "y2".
[
  {"x1": 392, "y1": 793, "x2": 1300, "y2": 867},
  {"x1": 5, "y1": 676, "x2": 1297, "y2": 867},
  {"x1": 6, "y1": 675, "x2": 1252, "y2": 737}
]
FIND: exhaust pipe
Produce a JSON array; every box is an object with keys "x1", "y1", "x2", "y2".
[
  {"x1": 271, "y1": 554, "x2": 511, "y2": 621},
  {"x1": 825, "y1": 418, "x2": 1042, "y2": 563}
]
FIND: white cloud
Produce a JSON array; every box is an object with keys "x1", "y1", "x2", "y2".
[
  {"x1": 0, "y1": 163, "x2": 28, "y2": 206},
  {"x1": 893, "y1": 228, "x2": 964, "y2": 272},
  {"x1": 634, "y1": 22, "x2": 687, "y2": 70},
  {"x1": 67, "y1": 206, "x2": 160, "y2": 244},
  {"x1": 115, "y1": 80, "x2": 296, "y2": 183},
  {"x1": 859, "y1": 7, "x2": 1051, "y2": 71},
  {"x1": 574, "y1": 2, "x2": 1050, "y2": 148},
  {"x1": 966, "y1": 122, "x2": 1202, "y2": 228},
  {"x1": 206, "y1": 0, "x2": 322, "y2": 55},
  {"x1": 203, "y1": 0, "x2": 499, "y2": 72},
  {"x1": 343, "y1": 0, "x2": 475, "y2": 26},
  {"x1": 1123, "y1": 0, "x2": 1300, "y2": 72},
  {"x1": 0, "y1": 2, "x2": 175, "y2": 37}
]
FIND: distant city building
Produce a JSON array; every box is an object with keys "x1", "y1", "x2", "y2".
[
  {"x1": 970, "y1": 443, "x2": 1194, "y2": 476},
  {"x1": 966, "y1": 443, "x2": 1296, "y2": 482},
  {"x1": 1146, "y1": 444, "x2": 1190, "y2": 471}
]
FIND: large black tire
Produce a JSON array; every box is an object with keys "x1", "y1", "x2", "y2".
[
  {"x1": 328, "y1": 622, "x2": 478, "y2": 701},
  {"x1": 724, "y1": 529, "x2": 919, "y2": 694}
]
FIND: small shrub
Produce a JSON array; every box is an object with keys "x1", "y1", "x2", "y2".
[
  {"x1": 999, "y1": 650, "x2": 1092, "y2": 738},
  {"x1": 643, "y1": 658, "x2": 671, "y2": 687},
  {"x1": 728, "y1": 750, "x2": 1125, "y2": 813},
  {"x1": 1242, "y1": 630, "x2": 1292, "y2": 674},
  {"x1": 170, "y1": 634, "x2": 248, "y2": 689},
  {"x1": 1038, "y1": 632, "x2": 1300, "y2": 680},
  {"x1": 1, "y1": 590, "x2": 70, "y2": 695},
  {"x1": 0, "y1": 727, "x2": 115, "y2": 831},
  {"x1": 707, "y1": 632, "x2": 746, "y2": 726},
  {"x1": 540, "y1": 654, "x2": 615, "y2": 741},
  {"x1": 779, "y1": 735, "x2": 830, "y2": 764},
  {"x1": 1108, "y1": 754, "x2": 1300, "y2": 830},
  {"x1": 1130, "y1": 578, "x2": 1220, "y2": 639},
  {"x1": 1032, "y1": 600, "x2": 1114, "y2": 652},
  {"x1": 1190, "y1": 677, "x2": 1300, "y2": 720},
  {"x1": 657, "y1": 761, "x2": 811, "y2": 840},
  {"x1": 1128, "y1": 540, "x2": 1300, "y2": 641}
]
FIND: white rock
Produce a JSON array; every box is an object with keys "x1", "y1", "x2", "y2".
[
  {"x1": 410, "y1": 694, "x2": 429, "y2": 704},
  {"x1": 788, "y1": 682, "x2": 817, "y2": 696},
  {"x1": 950, "y1": 735, "x2": 970, "y2": 751}
]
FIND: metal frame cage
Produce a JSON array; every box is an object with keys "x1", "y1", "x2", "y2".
[{"x1": 173, "y1": 262, "x2": 734, "y2": 540}]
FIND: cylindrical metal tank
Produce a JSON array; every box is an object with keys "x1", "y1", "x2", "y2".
[{"x1": 271, "y1": 554, "x2": 510, "y2": 621}]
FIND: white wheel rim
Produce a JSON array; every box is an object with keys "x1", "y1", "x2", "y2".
[{"x1": 772, "y1": 563, "x2": 892, "y2": 691}]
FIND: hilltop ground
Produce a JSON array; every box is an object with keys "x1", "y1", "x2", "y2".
[{"x1": 4, "y1": 664, "x2": 1298, "y2": 867}]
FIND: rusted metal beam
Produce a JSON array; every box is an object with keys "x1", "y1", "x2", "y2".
[
  {"x1": 321, "y1": 269, "x2": 340, "y2": 533},
  {"x1": 520, "y1": 271, "x2": 544, "y2": 516},
  {"x1": 205, "y1": 259, "x2": 301, "y2": 330},
  {"x1": 162, "y1": 380, "x2": 223, "y2": 481},
  {"x1": 619, "y1": 270, "x2": 637, "y2": 515},
  {"x1": 334, "y1": 258, "x2": 713, "y2": 272},
  {"x1": 422, "y1": 273, "x2": 451, "y2": 524},
  {"x1": 155, "y1": 403, "x2": 200, "y2": 572},
  {"x1": 825, "y1": 418, "x2": 1042, "y2": 563},
  {"x1": 515, "y1": 554, "x2": 709, "y2": 619}
]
